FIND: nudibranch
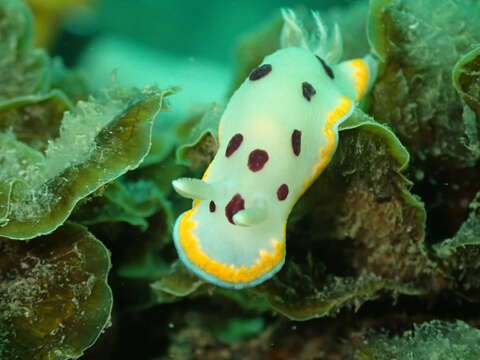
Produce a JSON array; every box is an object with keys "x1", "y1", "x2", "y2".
[{"x1": 172, "y1": 9, "x2": 378, "y2": 289}]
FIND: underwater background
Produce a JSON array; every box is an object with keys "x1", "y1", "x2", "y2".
[{"x1": 1, "y1": 0, "x2": 480, "y2": 359}]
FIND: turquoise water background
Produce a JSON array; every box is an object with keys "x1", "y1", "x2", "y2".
[
  {"x1": 58, "y1": 0, "x2": 357, "y2": 119},
  {"x1": 93, "y1": 0, "x2": 352, "y2": 63}
]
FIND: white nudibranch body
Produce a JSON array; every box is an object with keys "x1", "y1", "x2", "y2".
[{"x1": 172, "y1": 9, "x2": 378, "y2": 288}]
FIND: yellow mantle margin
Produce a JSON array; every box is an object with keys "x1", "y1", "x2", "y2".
[{"x1": 178, "y1": 205, "x2": 285, "y2": 284}]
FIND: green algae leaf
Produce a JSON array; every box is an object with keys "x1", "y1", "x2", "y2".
[
  {"x1": 0, "y1": 90, "x2": 73, "y2": 152},
  {"x1": 150, "y1": 261, "x2": 270, "y2": 312},
  {"x1": 368, "y1": 0, "x2": 480, "y2": 167},
  {"x1": 0, "y1": 0, "x2": 177, "y2": 240},
  {"x1": 72, "y1": 179, "x2": 171, "y2": 232},
  {"x1": 0, "y1": 0, "x2": 51, "y2": 101},
  {"x1": 452, "y1": 47, "x2": 480, "y2": 159},
  {"x1": 254, "y1": 258, "x2": 388, "y2": 321},
  {"x1": 0, "y1": 222, "x2": 112, "y2": 360},
  {"x1": 0, "y1": 88, "x2": 175, "y2": 240},
  {"x1": 176, "y1": 103, "x2": 223, "y2": 170},
  {"x1": 289, "y1": 109, "x2": 429, "y2": 285},
  {"x1": 366, "y1": 0, "x2": 391, "y2": 62},
  {"x1": 128, "y1": 151, "x2": 189, "y2": 220},
  {"x1": 140, "y1": 86, "x2": 179, "y2": 168},
  {"x1": 150, "y1": 260, "x2": 205, "y2": 303},
  {"x1": 339, "y1": 108, "x2": 409, "y2": 169},
  {"x1": 357, "y1": 320, "x2": 480, "y2": 360},
  {"x1": 430, "y1": 191, "x2": 480, "y2": 291}
]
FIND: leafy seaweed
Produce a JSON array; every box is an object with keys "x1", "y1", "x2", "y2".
[
  {"x1": 175, "y1": 103, "x2": 223, "y2": 170},
  {"x1": 452, "y1": 46, "x2": 480, "y2": 160},
  {"x1": 72, "y1": 179, "x2": 170, "y2": 231},
  {"x1": 0, "y1": 88, "x2": 174, "y2": 240},
  {"x1": 431, "y1": 191, "x2": 480, "y2": 291},
  {"x1": 150, "y1": 260, "x2": 204, "y2": 303},
  {"x1": 0, "y1": 223, "x2": 112, "y2": 360}
]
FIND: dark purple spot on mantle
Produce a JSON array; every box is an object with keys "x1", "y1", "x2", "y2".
[
  {"x1": 225, "y1": 194, "x2": 245, "y2": 224},
  {"x1": 209, "y1": 201, "x2": 216, "y2": 213},
  {"x1": 249, "y1": 64, "x2": 272, "y2": 81},
  {"x1": 248, "y1": 149, "x2": 269, "y2": 172},
  {"x1": 277, "y1": 184, "x2": 289, "y2": 201},
  {"x1": 291, "y1": 129, "x2": 301, "y2": 156},
  {"x1": 225, "y1": 133, "x2": 243, "y2": 157},
  {"x1": 316, "y1": 55, "x2": 335, "y2": 79},
  {"x1": 302, "y1": 82, "x2": 316, "y2": 101}
]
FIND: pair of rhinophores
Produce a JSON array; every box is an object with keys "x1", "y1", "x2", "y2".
[{"x1": 172, "y1": 9, "x2": 378, "y2": 289}]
